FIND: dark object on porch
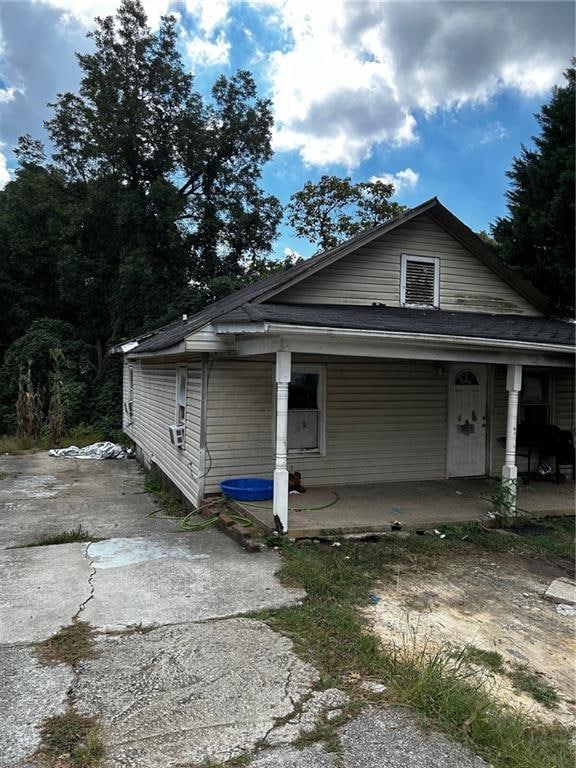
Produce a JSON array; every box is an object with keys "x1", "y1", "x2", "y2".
[
  {"x1": 516, "y1": 424, "x2": 575, "y2": 483},
  {"x1": 289, "y1": 471, "x2": 306, "y2": 492}
]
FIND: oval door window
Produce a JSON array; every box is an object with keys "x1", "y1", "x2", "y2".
[{"x1": 454, "y1": 369, "x2": 479, "y2": 386}]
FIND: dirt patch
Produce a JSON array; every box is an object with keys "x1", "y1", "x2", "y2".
[{"x1": 369, "y1": 551, "x2": 576, "y2": 727}]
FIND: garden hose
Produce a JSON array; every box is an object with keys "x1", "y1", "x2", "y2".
[
  {"x1": 241, "y1": 491, "x2": 340, "y2": 512},
  {"x1": 148, "y1": 497, "x2": 253, "y2": 531}
]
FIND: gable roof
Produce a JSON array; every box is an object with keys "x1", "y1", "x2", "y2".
[{"x1": 117, "y1": 198, "x2": 553, "y2": 354}]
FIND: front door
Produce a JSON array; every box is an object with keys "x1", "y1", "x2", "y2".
[{"x1": 447, "y1": 364, "x2": 487, "y2": 477}]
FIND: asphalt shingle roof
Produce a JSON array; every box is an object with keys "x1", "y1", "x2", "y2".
[
  {"x1": 215, "y1": 303, "x2": 575, "y2": 347},
  {"x1": 119, "y1": 197, "x2": 562, "y2": 354}
]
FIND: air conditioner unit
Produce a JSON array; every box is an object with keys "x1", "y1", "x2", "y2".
[{"x1": 169, "y1": 424, "x2": 185, "y2": 448}]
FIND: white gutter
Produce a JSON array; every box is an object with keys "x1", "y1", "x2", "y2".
[{"x1": 213, "y1": 321, "x2": 572, "y2": 355}]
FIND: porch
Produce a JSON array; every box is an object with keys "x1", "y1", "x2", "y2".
[{"x1": 232, "y1": 478, "x2": 575, "y2": 538}]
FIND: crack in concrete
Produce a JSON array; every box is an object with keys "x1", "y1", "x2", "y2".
[{"x1": 74, "y1": 541, "x2": 97, "y2": 620}]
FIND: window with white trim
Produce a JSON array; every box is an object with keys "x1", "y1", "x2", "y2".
[
  {"x1": 125, "y1": 365, "x2": 134, "y2": 424},
  {"x1": 401, "y1": 254, "x2": 440, "y2": 308},
  {"x1": 175, "y1": 367, "x2": 187, "y2": 426},
  {"x1": 288, "y1": 366, "x2": 325, "y2": 453}
]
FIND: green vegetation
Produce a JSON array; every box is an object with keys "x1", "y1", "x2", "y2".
[
  {"x1": 37, "y1": 710, "x2": 104, "y2": 767},
  {"x1": 493, "y1": 65, "x2": 575, "y2": 315},
  {"x1": 258, "y1": 526, "x2": 574, "y2": 768},
  {"x1": 440, "y1": 517, "x2": 575, "y2": 559},
  {"x1": 457, "y1": 645, "x2": 505, "y2": 674},
  {"x1": 144, "y1": 470, "x2": 189, "y2": 518},
  {"x1": 0, "y1": 424, "x2": 106, "y2": 455},
  {"x1": 11, "y1": 524, "x2": 100, "y2": 549},
  {"x1": 36, "y1": 621, "x2": 97, "y2": 667},
  {"x1": 509, "y1": 664, "x2": 560, "y2": 709}
]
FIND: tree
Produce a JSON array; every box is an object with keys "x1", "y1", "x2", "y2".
[
  {"x1": 492, "y1": 65, "x2": 575, "y2": 316},
  {"x1": 45, "y1": 0, "x2": 281, "y2": 343},
  {"x1": 0, "y1": 0, "x2": 282, "y2": 436},
  {"x1": 287, "y1": 175, "x2": 406, "y2": 252}
]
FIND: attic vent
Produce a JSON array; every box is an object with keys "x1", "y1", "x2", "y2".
[{"x1": 401, "y1": 255, "x2": 439, "y2": 308}]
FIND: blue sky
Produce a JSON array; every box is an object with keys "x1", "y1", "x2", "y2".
[{"x1": 0, "y1": 1, "x2": 573, "y2": 260}]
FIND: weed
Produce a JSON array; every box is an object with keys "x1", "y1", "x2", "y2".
[
  {"x1": 456, "y1": 645, "x2": 505, "y2": 673},
  {"x1": 439, "y1": 517, "x2": 575, "y2": 560},
  {"x1": 508, "y1": 664, "x2": 560, "y2": 708},
  {"x1": 11, "y1": 525, "x2": 101, "y2": 549},
  {"x1": 36, "y1": 621, "x2": 97, "y2": 667},
  {"x1": 144, "y1": 470, "x2": 189, "y2": 518},
  {"x1": 0, "y1": 425, "x2": 106, "y2": 455},
  {"x1": 484, "y1": 478, "x2": 525, "y2": 528},
  {"x1": 259, "y1": 534, "x2": 574, "y2": 768},
  {"x1": 37, "y1": 709, "x2": 104, "y2": 767}
]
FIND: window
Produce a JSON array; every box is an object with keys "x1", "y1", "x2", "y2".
[
  {"x1": 175, "y1": 367, "x2": 187, "y2": 426},
  {"x1": 287, "y1": 366, "x2": 325, "y2": 453},
  {"x1": 519, "y1": 372, "x2": 550, "y2": 425},
  {"x1": 401, "y1": 254, "x2": 440, "y2": 308},
  {"x1": 454, "y1": 369, "x2": 480, "y2": 386},
  {"x1": 125, "y1": 365, "x2": 134, "y2": 424}
]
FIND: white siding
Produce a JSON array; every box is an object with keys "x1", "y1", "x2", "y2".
[
  {"x1": 123, "y1": 358, "x2": 202, "y2": 506},
  {"x1": 272, "y1": 215, "x2": 540, "y2": 316},
  {"x1": 203, "y1": 358, "x2": 448, "y2": 494}
]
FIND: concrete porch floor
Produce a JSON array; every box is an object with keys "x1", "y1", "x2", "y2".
[{"x1": 233, "y1": 478, "x2": 575, "y2": 538}]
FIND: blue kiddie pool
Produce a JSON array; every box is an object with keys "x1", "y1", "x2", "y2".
[{"x1": 220, "y1": 478, "x2": 274, "y2": 501}]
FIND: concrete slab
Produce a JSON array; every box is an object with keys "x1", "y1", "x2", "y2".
[
  {"x1": 340, "y1": 708, "x2": 489, "y2": 768},
  {"x1": 83, "y1": 532, "x2": 303, "y2": 630},
  {"x1": 0, "y1": 454, "x2": 164, "y2": 549},
  {"x1": 237, "y1": 479, "x2": 575, "y2": 537},
  {"x1": 0, "y1": 543, "x2": 91, "y2": 644},
  {"x1": 544, "y1": 577, "x2": 576, "y2": 606},
  {"x1": 73, "y1": 619, "x2": 319, "y2": 767},
  {"x1": 250, "y1": 744, "x2": 339, "y2": 767},
  {"x1": 0, "y1": 646, "x2": 73, "y2": 768}
]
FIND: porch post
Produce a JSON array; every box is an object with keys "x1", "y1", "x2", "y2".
[
  {"x1": 502, "y1": 364, "x2": 522, "y2": 512},
  {"x1": 274, "y1": 350, "x2": 291, "y2": 533}
]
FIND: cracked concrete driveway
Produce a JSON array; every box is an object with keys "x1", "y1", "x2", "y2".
[{"x1": 1, "y1": 453, "x2": 488, "y2": 768}]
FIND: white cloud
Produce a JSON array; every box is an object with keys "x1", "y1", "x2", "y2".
[
  {"x1": 0, "y1": 151, "x2": 12, "y2": 189},
  {"x1": 183, "y1": 0, "x2": 229, "y2": 35},
  {"x1": 261, "y1": 0, "x2": 573, "y2": 167},
  {"x1": 186, "y1": 31, "x2": 230, "y2": 66},
  {"x1": 283, "y1": 246, "x2": 303, "y2": 264},
  {"x1": 370, "y1": 168, "x2": 419, "y2": 194},
  {"x1": 0, "y1": 86, "x2": 19, "y2": 104},
  {"x1": 480, "y1": 121, "x2": 509, "y2": 145},
  {"x1": 36, "y1": 0, "x2": 172, "y2": 29}
]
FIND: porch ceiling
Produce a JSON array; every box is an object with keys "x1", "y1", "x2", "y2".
[{"x1": 231, "y1": 479, "x2": 575, "y2": 538}]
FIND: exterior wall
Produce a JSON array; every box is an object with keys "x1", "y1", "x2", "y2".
[
  {"x1": 489, "y1": 366, "x2": 575, "y2": 476},
  {"x1": 272, "y1": 215, "x2": 540, "y2": 316},
  {"x1": 123, "y1": 358, "x2": 202, "y2": 505},
  {"x1": 203, "y1": 358, "x2": 448, "y2": 494}
]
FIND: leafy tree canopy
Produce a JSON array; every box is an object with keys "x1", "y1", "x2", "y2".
[
  {"x1": 287, "y1": 175, "x2": 406, "y2": 253},
  {"x1": 492, "y1": 65, "x2": 575, "y2": 316},
  {"x1": 0, "y1": 0, "x2": 282, "y2": 434}
]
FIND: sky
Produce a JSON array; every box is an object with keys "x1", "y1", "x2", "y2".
[{"x1": 0, "y1": 0, "x2": 573, "y2": 260}]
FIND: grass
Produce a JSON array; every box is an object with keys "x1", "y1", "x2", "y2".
[
  {"x1": 0, "y1": 425, "x2": 106, "y2": 455},
  {"x1": 144, "y1": 470, "x2": 189, "y2": 518},
  {"x1": 440, "y1": 516, "x2": 575, "y2": 560},
  {"x1": 456, "y1": 645, "x2": 505, "y2": 674},
  {"x1": 258, "y1": 527, "x2": 575, "y2": 768},
  {"x1": 509, "y1": 664, "x2": 560, "y2": 708},
  {"x1": 36, "y1": 621, "x2": 97, "y2": 667},
  {"x1": 37, "y1": 709, "x2": 104, "y2": 767},
  {"x1": 11, "y1": 524, "x2": 100, "y2": 549}
]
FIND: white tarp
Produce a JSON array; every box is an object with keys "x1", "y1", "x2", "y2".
[{"x1": 49, "y1": 441, "x2": 129, "y2": 460}]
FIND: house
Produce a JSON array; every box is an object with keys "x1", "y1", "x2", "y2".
[{"x1": 115, "y1": 198, "x2": 575, "y2": 535}]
